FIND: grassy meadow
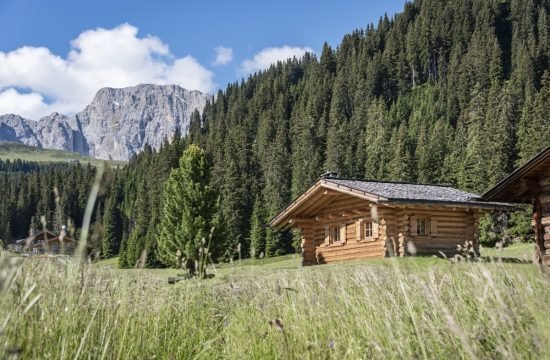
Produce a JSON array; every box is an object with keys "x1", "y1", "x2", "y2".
[
  {"x1": 0, "y1": 142, "x2": 125, "y2": 167},
  {"x1": 0, "y1": 243, "x2": 548, "y2": 359}
]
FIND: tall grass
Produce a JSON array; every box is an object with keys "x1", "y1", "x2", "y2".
[{"x1": 0, "y1": 253, "x2": 548, "y2": 359}]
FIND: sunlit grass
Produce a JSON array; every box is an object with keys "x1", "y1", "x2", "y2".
[
  {"x1": 0, "y1": 141, "x2": 125, "y2": 167},
  {"x1": 1, "y1": 248, "x2": 548, "y2": 359}
]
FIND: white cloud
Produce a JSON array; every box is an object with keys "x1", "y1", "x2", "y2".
[
  {"x1": 0, "y1": 89, "x2": 50, "y2": 119},
  {"x1": 213, "y1": 46, "x2": 233, "y2": 65},
  {"x1": 0, "y1": 23, "x2": 215, "y2": 119},
  {"x1": 240, "y1": 45, "x2": 313, "y2": 75}
]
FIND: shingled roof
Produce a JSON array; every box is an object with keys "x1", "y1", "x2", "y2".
[
  {"x1": 270, "y1": 177, "x2": 514, "y2": 228},
  {"x1": 326, "y1": 179, "x2": 483, "y2": 204}
]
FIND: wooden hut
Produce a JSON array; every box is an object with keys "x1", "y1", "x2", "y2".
[
  {"x1": 270, "y1": 176, "x2": 513, "y2": 265},
  {"x1": 15, "y1": 229, "x2": 92, "y2": 256},
  {"x1": 483, "y1": 146, "x2": 550, "y2": 265}
]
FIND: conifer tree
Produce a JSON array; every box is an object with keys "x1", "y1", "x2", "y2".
[
  {"x1": 157, "y1": 145, "x2": 221, "y2": 275},
  {"x1": 516, "y1": 71, "x2": 550, "y2": 165},
  {"x1": 249, "y1": 195, "x2": 267, "y2": 258},
  {"x1": 101, "y1": 184, "x2": 123, "y2": 258}
]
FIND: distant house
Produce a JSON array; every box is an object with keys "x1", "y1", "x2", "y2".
[
  {"x1": 483, "y1": 146, "x2": 550, "y2": 265},
  {"x1": 270, "y1": 176, "x2": 512, "y2": 265},
  {"x1": 15, "y1": 229, "x2": 92, "y2": 256}
]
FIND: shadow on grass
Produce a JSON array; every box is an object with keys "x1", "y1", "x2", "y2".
[{"x1": 477, "y1": 256, "x2": 532, "y2": 264}]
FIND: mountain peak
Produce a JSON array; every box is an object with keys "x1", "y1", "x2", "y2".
[{"x1": 0, "y1": 84, "x2": 208, "y2": 160}]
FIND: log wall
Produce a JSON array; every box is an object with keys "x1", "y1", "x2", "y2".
[
  {"x1": 396, "y1": 207, "x2": 480, "y2": 257},
  {"x1": 297, "y1": 198, "x2": 483, "y2": 265},
  {"x1": 536, "y1": 177, "x2": 550, "y2": 266}
]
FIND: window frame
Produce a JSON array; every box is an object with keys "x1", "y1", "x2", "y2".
[
  {"x1": 356, "y1": 218, "x2": 377, "y2": 242},
  {"x1": 416, "y1": 217, "x2": 427, "y2": 236},
  {"x1": 364, "y1": 221, "x2": 374, "y2": 240},
  {"x1": 330, "y1": 225, "x2": 340, "y2": 244},
  {"x1": 411, "y1": 215, "x2": 431, "y2": 238}
]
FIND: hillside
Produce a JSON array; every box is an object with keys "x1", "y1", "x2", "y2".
[{"x1": 0, "y1": 141, "x2": 125, "y2": 167}]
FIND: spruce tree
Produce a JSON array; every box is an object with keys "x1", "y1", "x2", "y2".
[
  {"x1": 157, "y1": 145, "x2": 221, "y2": 275},
  {"x1": 249, "y1": 195, "x2": 266, "y2": 258},
  {"x1": 101, "y1": 194, "x2": 122, "y2": 258},
  {"x1": 516, "y1": 71, "x2": 550, "y2": 165}
]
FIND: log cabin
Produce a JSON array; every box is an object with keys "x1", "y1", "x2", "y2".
[
  {"x1": 270, "y1": 176, "x2": 513, "y2": 265},
  {"x1": 15, "y1": 229, "x2": 92, "y2": 256},
  {"x1": 483, "y1": 146, "x2": 550, "y2": 265}
]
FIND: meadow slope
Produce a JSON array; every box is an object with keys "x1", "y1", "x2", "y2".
[{"x1": 0, "y1": 244, "x2": 548, "y2": 359}]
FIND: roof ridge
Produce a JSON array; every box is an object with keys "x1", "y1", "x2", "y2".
[{"x1": 324, "y1": 177, "x2": 457, "y2": 188}]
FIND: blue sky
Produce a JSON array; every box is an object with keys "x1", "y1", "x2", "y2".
[{"x1": 0, "y1": 0, "x2": 407, "y2": 118}]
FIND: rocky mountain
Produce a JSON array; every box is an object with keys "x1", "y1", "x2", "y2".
[{"x1": 0, "y1": 84, "x2": 208, "y2": 160}]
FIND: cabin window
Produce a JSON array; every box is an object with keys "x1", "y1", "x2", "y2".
[
  {"x1": 356, "y1": 219, "x2": 378, "y2": 241},
  {"x1": 330, "y1": 226, "x2": 340, "y2": 243},
  {"x1": 325, "y1": 224, "x2": 346, "y2": 245},
  {"x1": 416, "y1": 218, "x2": 427, "y2": 236},
  {"x1": 364, "y1": 221, "x2": 373, "y2": 238}
]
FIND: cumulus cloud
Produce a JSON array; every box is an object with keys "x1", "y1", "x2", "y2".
[
  {"x1": 213, "y1": 46, "x2": 233, "y2": 66},
  {"x1": 0, "y1": 23, "x2": 215, "y2": 119},
  {"x1": 0, "y1": 89, "x2": 50, "y2": 119},
  {"x1": 240, "y1": 45, "x2": 313, "y2": 75}
]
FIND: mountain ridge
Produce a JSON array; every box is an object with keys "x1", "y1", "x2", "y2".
[{"x1": 0, "y1": 84, "x2": 209, "y2": 160}]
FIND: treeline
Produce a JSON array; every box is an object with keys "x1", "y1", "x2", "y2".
[
  {"x1": 1, "y1": 0, "x2": 548, "y2": 266},
  {"x1": 0, "y1": 160, "x2": 107, "y2": 246}
]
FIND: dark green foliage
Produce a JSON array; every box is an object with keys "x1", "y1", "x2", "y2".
[
  {"x1": 249, "y1": 195, "x2": 267, "y2": 258},
  {"x1": 101, "y1": 177, "x2": 124, "y2": 258},
  {"x1": 479, "y1": 213, "x2": 509, "y2": 247},
  {"x1": 508, "y1": 207, "x2": 534, "y2": 242},
  {"x1": 156, "y1": 145, "x2": 222, "y2": 275},
  {"x1": 479, "y1": 207, "x2": 534, "y2": 247},
  {"x1": 0, "y1": 160, "x2": 106, "y2": 247}
]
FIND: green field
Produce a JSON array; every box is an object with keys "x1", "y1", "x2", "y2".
[
  {"x1": 0, "y1": 141, "x2": 126, "y2": 167},
  {"x1": 1, "y1": 243, "x2": 548, "y2": 359}
]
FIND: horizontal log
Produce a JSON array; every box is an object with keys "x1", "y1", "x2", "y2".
[
  {"x1": 412, "y1": 244, "x2": 462, "y2": 251},
  {"x1": 319, "y1": 250, "x2": 386, "y2": 263},
  {"x1": 437, "y1": 222, "x2": 470, "y2": 228},
  {"x1": 404, "y1": 209, "x2": 469, "y2": 215},
  {"x1": 542, "y1": 217, "x2": 550, "y2": 226},
  {"x1": 316, "y1": 240, "x2": 385, "y2": 253},
  {"x1": 324, "y1": 248, "x2": 386, "y2": 258},
  {"x1": 436, "y1": 227, "x2": 474, "y2": 237},
  {"x1": 432, "y1": 216, "x2": 471, "y2": 222},
  {"x1": 318, "y1": 247, "x2": 386, "y2": 259},
  {"x1": 436, "y1": 229, "x2": 472, "y2": 235},
  {"x1": 408, "y1": 241, "x2": 466, "y2": 248},
  {"x1": 408, "y1": 236, "x2": 468, "y2": 243},
  {"x1": 543, "y1": 255, "x2": 550, "y2": 266}
]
